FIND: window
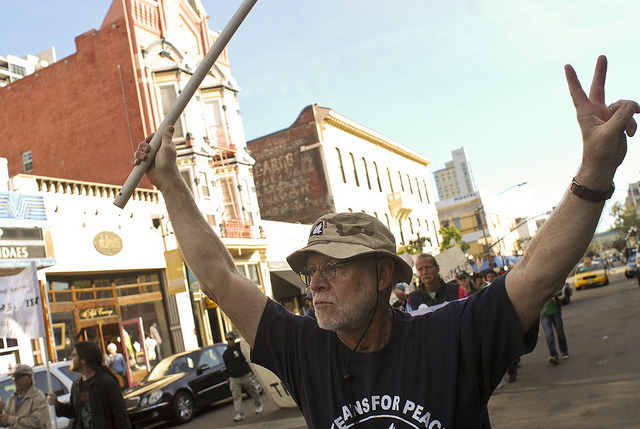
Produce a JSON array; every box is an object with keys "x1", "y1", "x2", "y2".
[
  {"x1": 203, "y1": 99, "x2": 227, "y2": 146},
  {"x1": 415, "y1": 178, "x2": 423, "y2": 202},
  {"x1": 180, "y1": 170, "x2": 194, "y2": 194},
  {"x1": 336, "y1": 148, "x2": 346, "y2": 183},
  {"x1": 362, "y1": 158, "x2": 371, "y2": 189},
  {"x1": 423, "y1": 180, "x2": 430, "y2": 203},
  {"x1": 158, "y1": 84, "x2": 185, "y2": 137},
  {"x1": 199, "y1": 348, "x2": 222, "y2": 368},
  {"x1": 21, "y1": 151, "x2": 33, "y2": 173},
  {"x1": 407, "y1": 174, "x2": 413, "y2": 194},
  {"x1": 218, "y1": 176, "x2": 239, "y2": 219},
  {"x1": 387, "y1": 168, "x2": 394, "y2": 193},
  {"x1": 349, "y1": 153, "x2": 360, "y2": 186},
  {"x1": 398, "y1": 172, "x2": 404, "y2": 192},
  {"x1": 34, "y1": 372, "x2": 67, "y2": 397},
  {"x1": 385, "y1": 214, "x2": 391, "y2": 229},
  {"x1": 198, "y1": 172, "x2": 210, "y2": 197},
  {"x1": 409, "y1": 218, "x2": 414, "y2": 234},
  {"x1": 373, "y1": 162, "x2": 383, "y2": 192}
]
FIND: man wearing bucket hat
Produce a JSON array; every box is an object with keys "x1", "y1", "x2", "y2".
[
  {"x1": 0, "y1": 364, "x2": 50, "y2": 428},
  {"x1": 133, "y1": 56, "x2": 639, "y2": 427}
]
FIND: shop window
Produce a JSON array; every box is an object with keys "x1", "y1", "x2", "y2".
[
  {"x1": 49, "y1": 281, "x2": 71, "y2": 303},
  {"x1": 94, "y1": 278, "x2": 113, "y2": 299},
  {"x1": 51, "y1": 312, "x2": 76, "y2": 360},
  {"x1": 72, "y1": 279, "x2": 94, "y2": 301}
]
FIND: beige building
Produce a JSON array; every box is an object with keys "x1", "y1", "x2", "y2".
[
  {"x1": 435, "y1": 191, "x2": 530, "y2": 266},
  {"x1": 247, "y1": 104, "x2": 442, "y2": 255}
]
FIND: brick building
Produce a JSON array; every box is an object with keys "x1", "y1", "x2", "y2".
[
  {"x1": 0, "y1": 0, "x2": 269, "y2": 358},
  {"x1": 247, "y1": 104, "x2": 441, "y2": 253}
]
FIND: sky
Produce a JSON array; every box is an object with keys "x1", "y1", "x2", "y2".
[{"x1": 3, "y1": 0, "x2": 640, "y2": 232}]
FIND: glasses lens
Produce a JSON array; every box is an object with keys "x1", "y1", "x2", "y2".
[
  {"x1": 299, "y1": 268, "x2": 313, "y2": 286},
  {"x1": 319, "y1": 261, "x2": 337, "y2": 281}
]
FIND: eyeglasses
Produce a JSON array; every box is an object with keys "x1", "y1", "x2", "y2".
[{"x1": 299, "y1": 260, "x2": 348, "y2": 286}]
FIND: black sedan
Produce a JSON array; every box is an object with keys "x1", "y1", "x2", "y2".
[{"x1": 124, "y1": 343, "x2": 235, "y2": 427}]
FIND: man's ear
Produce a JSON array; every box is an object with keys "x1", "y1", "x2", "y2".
[{"x1": 377, "y1": 258, "x2": 395, "y2": 291}]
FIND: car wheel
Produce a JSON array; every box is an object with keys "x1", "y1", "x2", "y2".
[{"x1": 172, "y1": 391, "x2": 195, "y2": 424}]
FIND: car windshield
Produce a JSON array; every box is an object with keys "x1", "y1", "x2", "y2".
[
  {"x1": 577, "y1": 263, "x2": 604, "y2": 273},
  {"x1": 146, "y1": 351, "x2": 198, "y2": 382}
]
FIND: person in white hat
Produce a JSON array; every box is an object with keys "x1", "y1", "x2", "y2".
[
  {"x1": 133, "y1": 56, "x2": 639, "y2": 427},
  {"x1": 0, "y1": 364, "x2": 50, "y2": 428}
]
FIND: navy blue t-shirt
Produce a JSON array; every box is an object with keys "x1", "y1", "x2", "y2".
[{"x1": 253, "y1": 275, "x2": 537, "y2": 428}]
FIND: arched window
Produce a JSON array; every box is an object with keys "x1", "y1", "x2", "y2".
[
  {"x1": 362, "y1": 157, "x2": 372, "y2": 189},
  {"x1": 373, "y1": 162, "x2": 383, "y2": 192},
  {"x1": 349, "y1": 153, "x2": 360, "y2": 187},
  {"x1": 336, "y1": 148, "x2": 346, "y2": 183}
]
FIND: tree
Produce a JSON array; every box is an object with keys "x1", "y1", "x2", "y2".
[
  {"x1": 438, "y1": 226, "x2": 469, "y2": 252},
  {"x1": 610, "y1": 201, "x2": 640, "y2": 235}
]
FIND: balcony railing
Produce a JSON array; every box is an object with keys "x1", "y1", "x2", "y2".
[
  {"x1": 221, "y1": 219, "x2": 253, "y2": 239},
  {"x1": 207, "y1": 127, "x2": 236, "y2": 153},
  {"x1": 387, "y1": 191, "x2": 419, "y2": 219}
]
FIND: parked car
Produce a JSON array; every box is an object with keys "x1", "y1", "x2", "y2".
[
  {"x1": 625, "y1": 249, "x2": 637, "y2": 278},
  {"x1": 124, "y1": 343, "x2": 261, "y2": 427},
  {"x1": 574, "y1": 261, "x2": 609, "y2": 290},
  {"x1": 0, "y1": 361, "x2": 80, "y2": 428}
]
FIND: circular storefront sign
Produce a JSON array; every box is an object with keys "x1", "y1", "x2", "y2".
[{"x1": 93, "y1": 231, "x2": 123, "y2": 256}]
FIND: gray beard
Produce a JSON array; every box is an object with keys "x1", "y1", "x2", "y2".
[{"x1": 315, "y1": 283, "x2": 378, "y2": 333}]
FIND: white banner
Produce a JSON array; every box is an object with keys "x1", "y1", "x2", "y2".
[
  {"x1": 434, "y1": 246, "x2": 473, "y2": 283},
  {"x1": 0, "y1": 261, "x2": 46, "y2": 338}
]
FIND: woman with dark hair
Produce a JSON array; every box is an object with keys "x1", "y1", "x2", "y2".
[{"x1": 47, "y1": 341, "x2": 131, "y2": 429}]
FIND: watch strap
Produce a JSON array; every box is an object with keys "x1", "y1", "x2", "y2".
[{"x1": 569, "y1": 177, "x2": 615, "y2": 202}]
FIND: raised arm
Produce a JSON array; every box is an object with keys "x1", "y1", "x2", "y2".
[
  {"x1": 133, "y1": 127, "x2": 267, "y2": 346},
  {"x1": 506, "y1": 56, "x2": 640, "y2": 334}
]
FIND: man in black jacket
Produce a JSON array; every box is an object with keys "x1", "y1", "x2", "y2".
[
  {"x1": 222, "y1": 332, "x2": 263, "y2": 422},
  {"x1": 47, "y1": 341, "x2": 130, "y2": 429},
  {"x1": 406, "y1": 254, "x2": 459, "y2": 311}
]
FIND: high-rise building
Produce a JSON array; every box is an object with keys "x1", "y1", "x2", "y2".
[
  {"x1": 0, "y1": 47, "x2": 56, "y2": 87},
  {"x1": 433, "y1": 147, "x2": 477, "y2": 200}
]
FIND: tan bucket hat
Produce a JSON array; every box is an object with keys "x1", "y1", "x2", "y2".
[{"x1": 286, "y1": 212, "x2": 413, "y2": 283}]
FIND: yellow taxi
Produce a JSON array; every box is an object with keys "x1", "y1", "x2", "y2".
[{"x1": 574, "y1": 259, "x2": 609, "y2": 290}]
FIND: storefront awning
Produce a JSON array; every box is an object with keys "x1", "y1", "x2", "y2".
[{"x1": 268, "y1": 262, "x2": 306, "y2": 301}]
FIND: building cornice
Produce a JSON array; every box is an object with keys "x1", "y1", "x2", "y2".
[{"x1": 321, "y1": 111, "x2": 432, "y2": 166}]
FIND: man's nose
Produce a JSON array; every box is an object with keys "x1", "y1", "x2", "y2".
[{"x1": 308, "y1": 270, "x2": 327, "y2": 290}]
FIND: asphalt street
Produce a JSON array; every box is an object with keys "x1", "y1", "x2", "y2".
[{"x1": 151, "y1": 264, "x2": 639, "y2": 428}]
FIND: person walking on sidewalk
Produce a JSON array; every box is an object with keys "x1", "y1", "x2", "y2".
[
  {"x1": 222, "y1": 332, "x2": 263, "y2": 422},
  {"x1": 541, "y1": 294, "x2": 569, "y2": 364}
]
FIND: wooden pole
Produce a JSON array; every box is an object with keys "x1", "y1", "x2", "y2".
[{"x1": 114, "y1": 0, "x2": 259, "y2": 208}]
